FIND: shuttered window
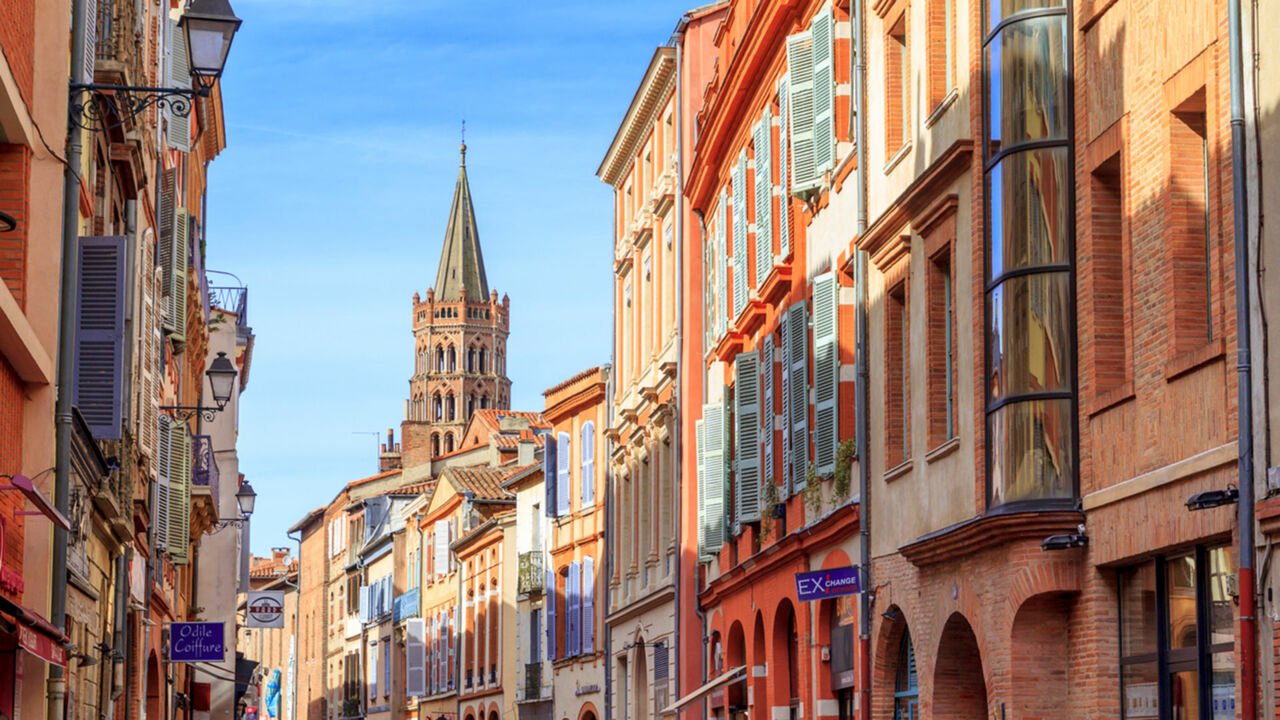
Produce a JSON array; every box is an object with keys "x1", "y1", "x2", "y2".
[
  {"x1": 753, "y1": 109, "x2": 774, "y2": 288},
  {"x1": 777, "y1": 77, "x2": 792, "y2": 260},
  {"x1": 812, "y1": 4, "x2": 836, "y2": 175},
  {"x1": 556, "y1": 432, "x2": 571, "y2": 515},
  {"x1": 813, "y1": 272, "x2": 840, "y2": 474},
  {"x1": 546, "y1": 566, "x2": 557, "y2": 660},
  {"x1": 166, "y1": 19, "x2": 192, "y2": 151},
  {"x1": 435, "y1": 520, "x2": 449, "y2": 579},
  {"x1": 762, "y1": 335, "x2": 776, "y2": 487},
  {"x1": 698, "y1": 403, "x2": 727, "y2": 556},
  {"x1": 580, "y1": 421, "x2": 595, "y2": 507},
  {"x1": 566, "y1": 561, "x2": 581, "y2": 656},
  {"x1": 74, "y1": 236, "x2": 127, "y2": 439},
  {"x1": 406, "y1": 618, "x2": 426, "y2": 696},
  {"x1": 787, "y1": 304, "x2": 810, "y2": 492},
  {"x1": 731, "y1": 157, "x2": 748, "y2": 320},
  {"x1": 716, "y1": 190, "x2": 729, "y2": 338},
  {"x1": 167, "y1": 422, "x2": 192, "y2": 564},
  {"x1": 582, "y1": 556, "x2": 595, "y2": 653},
  {"x1": 734, "y1": 351, "x2": 761, "y2": 525},
  {"x1": 155, "y1": 414, "x2": 172, "y2": 552},
  {"x1": 159, "y1": 195, "x2": 189, "y2": 341},
  {"x1": 780, "y1": 312, "x2": 793, "y2": 492},
  {"x1": 544, "y1": 434, "x2": 558, "y2": 517},
  {"x1": 787, "y1": 31, "x2": 816, "y2": 195}
]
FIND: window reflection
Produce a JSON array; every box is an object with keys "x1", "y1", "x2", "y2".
[
  {"x1": 988, "y1": 148, "x2": 1071, "y2": 278},
  {"x1": 988, "y1": 0, "x2": 1066, "y2": 31},
  {"x1": 986, "y1": 16, "x2": 1069, "y2": 152},
  {"x1": 987, "y1": 398, "x2": 1072, "y2": 505},
  {"x1": 988, "y1": 273, "x2": 1072, "y2": 400}
]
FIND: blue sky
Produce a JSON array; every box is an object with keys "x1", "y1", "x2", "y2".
[{"x1": 206, "y1": 0, "x2": 693, "y2": 555}]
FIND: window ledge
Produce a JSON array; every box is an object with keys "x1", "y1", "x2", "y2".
[
  {"x1": 1163, "y1": 338, "x2": 1225, "y2": 382},
  {"x1": 1086, "y1": 380, "x2": 1136, "y2": 417},
  {"x1": 884, "y1": 141, "x2": 912, "y2": 175},
  {"x1": 883, "y1": 459, "x2": 912, "y2": 483},
  {"x1": 925, "y1": 437, "x2": 960, "y2": 463},
  {"x1": 924, "y1": 88, "x2": 959, "y2": 129}
]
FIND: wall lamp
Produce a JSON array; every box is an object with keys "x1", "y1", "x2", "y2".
[
  {"x1": 69, "y1": 0, "x2": 241, "y2": 132},
  {"x1": 208, "y1": 481, "x2": 256, "y2": 533},
  {"x1": 1041, "y1": 526, "x2": 1089, "y2": 551},
  {"x1": 1186, "y1": 487, "x2": 1239, "y2": 511},
  {"x1": 161, "y1": 351, "x2": 238, "y2": 424},
  {"x1": 0, "y1": 211, "x2": 15, "y2": 233}
]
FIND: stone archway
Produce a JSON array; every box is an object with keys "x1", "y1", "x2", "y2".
[
  {"x1": 933, "y1": 613, "x2": 987, "y2": 719},
  {"x1": 770, "y1": 600, "x2": 800, "y2": 719},
  {"x1": 725, "y1": 621, "x2": 747, "y2": 710},
  {"x1": 751, "y1": 612, "x2": 768, "y2": 720},
  {"x1": 633, "y1": 637, "x2": 649, "y2": 720},
  {"x1": 148, "y1": 652, "x2": 162, "y2": 720}
]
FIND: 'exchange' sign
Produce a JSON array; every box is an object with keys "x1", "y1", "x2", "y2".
[
  {"x1": 794, "y1": 566, "x2": 861, "y2": 602},
  {"x1": 169, "y1": 622, "x2": 225, "y2": 663}
]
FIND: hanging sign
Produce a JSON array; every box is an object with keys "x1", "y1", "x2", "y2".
[
  {"x1": 795, "y1": 566, "x2": 861, "y2": 602},
  {"x1": 169, "y1": 622, "x2": 225, "y2": 662},
  {"x1": 247, "y1": 591, "x2": 286, "y2": 629}
]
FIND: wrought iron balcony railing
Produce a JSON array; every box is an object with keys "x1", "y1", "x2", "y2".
[
  {"x1": 518, "y1": 551, "x2": 544, "y2": 594},
  {"x1": 523, "y1": 663, "x2": 542, "y2": 700},
  {"x1": 192, "y1": 434, "x2": 219, "y2": 501},
  {"x1": 209, "y1": 286, "x2": 249, "y2": 330}
]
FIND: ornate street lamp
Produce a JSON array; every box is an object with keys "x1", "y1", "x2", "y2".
[
  {"x1": 209, "y1": 481, "x2": 255, "y2": 533},
  {"x1": 69, "y1": 0, "x2": 242, "y2": 131},
  {"x1": 161, "y1": 351, "x2": 239, "y2": 424}
]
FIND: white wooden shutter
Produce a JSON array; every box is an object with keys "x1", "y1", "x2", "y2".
[
  {"x1": 580, "y1": 421, "x2": 595, "y2": 507},
  {"x1": 762, "y1": 335, "x2": 776, "y2": 488},
  {"x1": 735, "y1": 352, "x2": 761, "y2": 524},
  {"x1": 787, "y1": 31, "x2": 818, "y2": 195},
  {"x1": 731, "y1": 154, "x2": 749, "y2": 319},
  {"x1": 777, "y1": 76, "x2": 792, "y2": 260},
  {"x1": 448, "y1": 607, "x2": 455, "y2": 688},
  {"x1": 359, "y1": 585, "x2": 370, "y2": 624},
  {"x1": 80, "y1": 0, "x2": 97, "y2": 83},
  {"x1": 753, "y1": 110, "x2": 774, "y2": 288},
  {"x1": 695, "y1": 418, "x2": 707, "y2": 557},
  {"x1": 166, "y1": 19, "x2": 192, "y2": 151},
  {"x1": 813, "y1": 272, "x2": 840, "y2": 475},
  {"x1": 434, "y1": 520, "x2": 448, "y2": 579},
  {"x1": 406, "y1": 618, "x2": 427, "y2": 697},
  {"x1": 811, "y1": 5, "x2": 836, "y2": 174},
  {"x1": 167, "y1": 422, "x2": 191, "y2": 564},
  {"x1": 581, "y1": 556, "x2": 594, "y2": 654},
  {"x1": 780, "y1": 312, "x2": 793, "y2": 493},
  {"x1": 556, "y1": 431, "x2": 571, "y2": 515},
  {"x1": 716, "y1": 190, "x2": 728, "y2": 338},
  {"x1": 700, "y1": 403, "x2": 726, "y2": 554},
  {"x1": 787, "y1": 303, "x2": 810, "y2": 491},
  {"x1": 155, "y1": 414, "x2": 172, "y2": 551},
  {"x1": 370, "y1": 639, "x2": 378, "y2": 698}
]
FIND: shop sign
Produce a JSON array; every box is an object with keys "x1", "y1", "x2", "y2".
[
  {"x1": 246, "y1": 591, "x2": 285, "y2": 629},
  {"x1": 795, "y1": 566, "x2": 861, "y2": 602},
  {"x1": 18, "y1": 624, "x2": 66, "y2": 666},
  {"x1": 169, "y1": 622, "x2": 225, "y2": 663}
]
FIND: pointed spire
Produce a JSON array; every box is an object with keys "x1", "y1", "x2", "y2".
[{"x1": 433, "y1": 137, "x2": 489, "y2": 302}]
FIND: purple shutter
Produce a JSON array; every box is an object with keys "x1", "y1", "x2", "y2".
[
  {"x1": 582, "y1": 556, "x2": 594, "y2": 653},
  {"x1": 546, "y1": 567, "x2": 556, "y2": 660},
  {"x1": 567, "y1": 561, "x2": 580, "y2": 655},
  {"x1": 544, "y1": 434, "x2": 558, "y2": 517},
  {"x1": 74, "y1": 236, "x2": 127, "y2": 439},
  {"x1": 557, "y1": 432, "x2": 571, "y2": 515}
]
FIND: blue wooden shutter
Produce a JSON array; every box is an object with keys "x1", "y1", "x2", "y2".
[
  {"x1": 700, "y1": 403, "x2": 726, "y2": 554},
  {"x1": 777, "y1": 77, "x2": 792, "y2": 260},
  {"x1": 753, "y1": 110, "x2": 774, "y2": 289},
  {"x1": 544, "y1": 435, "x2": 558, "y2": 517},
  {"x1": 787, "y1": 303, "x2": 810, "y2": 491},
  {"x1": 762, "y1": 335, "x2": 776, "y2": 488},
  {"x1": 813, "y1": 272, "x2": 840, "y2": 475},
  {"x1": 74, "y1": 235, "x2": 127, "y2": 439},
  {"x1": 731, "y1": 154, "x2": 749, "y2": 319},
  {"x1": 811, "y1": 5, "x2": 836, "y2": 175},
  {"x1": 787, "y1": 30, "x2": 818, "y2": 194},
  {"x1": 546, "y1": 567, "x2": 556, "y2": 660},
  {"x1": 580, "y1": 421, "x2": 595, "y2": 507},
  {"x1": 566, "y1": 562, "x2": 580, "y2": 655},
  {"x1": 581, "y1": 556, "x2": 594, "y2": 653},
  {"x1": 780, "y1": 311, "x2": 793, "y2": 493},
  {"x1": 735, "y1": 351, "x2": 761, "y2": 524},
  {"x1": 556, "y1": 432, "x2": 571, "y2": 515}
]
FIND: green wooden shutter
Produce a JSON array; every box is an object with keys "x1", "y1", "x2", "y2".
[
  {"x1": 811, "y1": 5, "x2": 836, "y2": 175},
  {"x1": 166, "y1": 19, "x2": 192, "y2": 152},
  {"x1": 777, "y1": 77, "x2": 792, "y2": 261},
  {"x1": 731, "y1": 157, "x2": 748, "y2": 319},
  {"x1": 780, "y1": 310, "x2": 792, "y2": 493},
  {"x1": 787, "y1": 303, "x2": 809, "y2": 492},
  {"x1": 168, "y1": 209, "x2": 188, "y2": 341},
  {"x1": 762, "y1": 335, "x2": 775, "y2": 488},
  {"x1": 753, "y1": 110, "x2": 773, "y2": 288},
  {"x1": 734, "y1": 351, "x2": 761, "y2": 524},
  {"x1": 167, "y1": 421, "x2": 191, "y2": 564},
  {"x1": 701, "y1": 403, "x2": 726, "y2": 554},
  {"x1": 155, "y1": 414, "x2": 172, "y2": 551},
  {"x1": 787, "y1": 31, "x2": 817, "y2": 195},
  {"x1": 812, "y1": 272, "x2": 839, "y2": 475},
  {"x1": 73, "y1": 236, "x2": 127, "y2": 439},
  {"x1": 695, "y1": 418, "x2": 707, "y2": 557}
]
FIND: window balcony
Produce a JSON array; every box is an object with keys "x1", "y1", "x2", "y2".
[
  {"x1": 523, "y1": 662, "x2": 543, "y2": 700},
  {"x1": 518, "y1": 552, "x2": 544, "y2": 594}
]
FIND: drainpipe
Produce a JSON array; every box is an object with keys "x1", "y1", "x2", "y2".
[
  {"x1": 51, "y1": 0, "x2": 88, "y2": 715},
  {"x1": 670, "y1": 17, "x2": 687, "y2": 713},
  {"x1": 1228, "y1": 0, "x2": 1257, "y2": 715},
  {"x1": 851, "y1": 0, "x2": 873, "y2": 716},
  {"x1": 288, "y1": 529, "x2": 303, "y2": 720},
  {"x1": 691, "y1": 207, "x2": 709, "y2": 720}
]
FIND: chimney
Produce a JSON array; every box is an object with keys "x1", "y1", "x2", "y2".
[
  {"x1": 517, "y1": 434, "x2": 536, "y2": 467},
  {"x1": 271, "y1": 547, "x2": 290, "y2": 565},
  {"x1": 380, "y1": 429, "x2": 403, "y2": 472}
]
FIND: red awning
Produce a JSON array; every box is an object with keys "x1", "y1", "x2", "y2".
[
  {"x1": 4, "y1": 474, "x2": 70, "y2": 531},
  {"x1": 0, "y1": 596, "x2": 69, "y2": 667}
]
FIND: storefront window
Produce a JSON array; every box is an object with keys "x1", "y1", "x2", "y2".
[
  {"x1": 1119, "y1": 545, "x2": 1236, "y2": 719},
  {"x1": 983, "y1": 0, "x2": 1075, "y2": 508}
]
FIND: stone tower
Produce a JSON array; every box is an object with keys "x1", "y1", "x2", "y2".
[{"x1": 402, "y1": 142, "x2": 512, "y2": 466}]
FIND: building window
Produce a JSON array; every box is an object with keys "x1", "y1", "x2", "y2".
[
  {"x1": 444, "y1": 434, "x2": 454, "y2": 454},
  {"x1": 927, "y1": 0, "x2": 954, "y2": 111},
  {"x1": 894, "y1": 630, "x2": 918, "y2": 720},
  {"x1": 885, "y1": 281, "x2": 910, "y2": 466},
  {"x1": 1168, "y1": 90, "x2": 1213, "y2": 352},
  {"x1": 927, "y1": 243, "x2": 956, "y2": 446},
  {"x1": 983, "y1": 0, "x2": 1075, "y2": 508},
  {"x1": 530, "y1": 608, "x2": 542, "y2": 663},
  {"x1": 1119, "y1": 545, "x2": 1233, "y2": 719},
  {"x1": 1089, "y1": 147, "x2": 1130, "y2": 396},
  {"x1": 885, "y1": 11, "x2": 909, "y2": 155}
]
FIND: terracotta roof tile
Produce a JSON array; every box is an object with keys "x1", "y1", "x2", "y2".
[{"x1": 447, "y1": 467, "x2": 513, "y2": 501}]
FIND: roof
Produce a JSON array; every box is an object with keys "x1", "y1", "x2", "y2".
[
  {"x1": 433, "y1": 144, "x2": 489, "y2": 302},
  {"x1": 288, "y1": 506, "x2": 326, "y2": 533},
  {"x1": 249, "y1": 556, "x2": 298, "y2": 579},
  {"x1": 597, "y1": 47, "x2": 677, "y2": 185},
  {"x1": 347, "y1": 468, "x2": 401, "y2": 490},
  {"x1": 490, "y1": 428, "x2": 546, "y2": 450},
  {"x1": 471, "y1": 409, "x2": 550, "y2": 433},
  {"x1": 447, "y1": 466, "x2": 514, "y2": 502},
  {"x1": 543, "y1": 365, "x2": 607, "y2": 397}
]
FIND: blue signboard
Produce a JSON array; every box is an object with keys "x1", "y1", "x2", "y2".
[
  {"x1": 169, "y1": 622, "x2": 225, "y2": 663},
  {"x1": 795, "y1": 566, "x2": 861, "y2": 602}
]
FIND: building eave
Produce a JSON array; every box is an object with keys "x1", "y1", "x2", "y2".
[{"x1": 597, "y1": 47, "x2": 678, "y2": 185}]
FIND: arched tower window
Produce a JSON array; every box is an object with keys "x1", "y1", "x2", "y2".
[
  {"x1": 449, "y1": 346, "x2": 457, "y2": 372},
  {"x1": 444, "y1": 434, "x2": 455, "y2": 454},
  {"x1": 467, "y1": 394, "x2": 476, "y2": 419},
  {"x1": 480, "y1": 395, "x2": 490, "y2": 410},
  {"x1": 432, "y1": 434, "x2": 441, "y2": 457},
  {"x1": 447, "y1": 394, "x2": 456, "y2": 421},
  {"x1": 434, "y1": 394, "x2": 443, "y2": 422},
  {"x1": 478, "y1": 348, "x2": 487, "y2": 374},
  {"x1": 436, "y1": 346, "x2": 445, "y2": 373},
  {"x1": 467, "y1": 347, "x2": 476, "y2": 373}
]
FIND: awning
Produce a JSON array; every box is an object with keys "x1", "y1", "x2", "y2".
[
  {"x1": 3, "y1": 474, "x2": 70, "y2": 531},
  {"x1": 0, "y1": 595, "x2": 69, "y2": 666},
  {"x1": 661, "y1": 665, "x2": 747, "y2": 715}
]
